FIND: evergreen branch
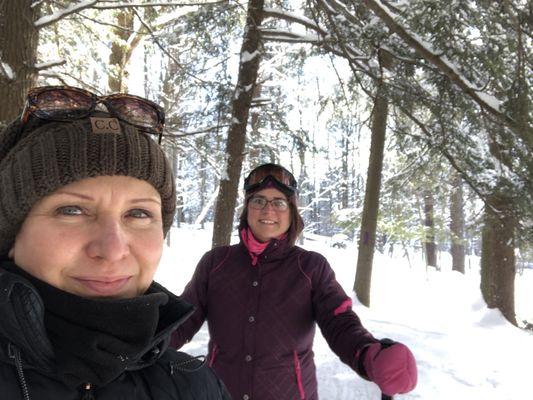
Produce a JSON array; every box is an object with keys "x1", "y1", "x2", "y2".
[
  {"x1": 396, "y1": 103, "x2": 490, "y2": 205},
  {"x1": 362, "y1": 0, "x2": 533, "y2": 149}
]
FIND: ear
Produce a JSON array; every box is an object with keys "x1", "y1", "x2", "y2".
[{"x1": 8, "y1": 246, "x2": 14, "y2": 259}]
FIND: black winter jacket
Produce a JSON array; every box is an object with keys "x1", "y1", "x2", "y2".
[{"x1": 0, "y1": 265, "x2": 231, "y2": 400}]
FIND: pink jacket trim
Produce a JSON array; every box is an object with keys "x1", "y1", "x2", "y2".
[
  {"x1": 293, "y1": 351, "x2": 306, "y2": 399},
  {"x1": 208, "y1": 343, "x2": 218, "y2": 367},
  {"x1": 333, "y1": 299, "x2": 352, "y2": 316}
]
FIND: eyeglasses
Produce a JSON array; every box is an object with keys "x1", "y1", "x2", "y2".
[
  {"x1": 248, "y1": 196, "x2": 289, "y2": 211},
  {"x1": 244, "y1": 164, "x2": 298, "y2": 195},
  {"x1": 21, "y1": 86, "x2": 165, "y2": 143}
]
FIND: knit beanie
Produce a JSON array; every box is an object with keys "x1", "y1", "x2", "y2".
[{"x1": 0, "y1": 112, "x2": 176, "y2": 256}]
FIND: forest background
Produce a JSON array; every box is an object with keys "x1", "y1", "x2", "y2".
[{"x1": 0, "y1": 0, "x2": 531, "y2": 328}]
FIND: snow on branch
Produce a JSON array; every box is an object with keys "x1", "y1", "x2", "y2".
[
  {"x1": 260, "y1": 28, "x2": 323, "y2": 44},
  {"x1": 34, "y1": 0, "x2": 222, "y2": 28},
  {"x1": 34, "y1": 60, "x2": 66, "y2": 71},
  {"x1": 35, "y1": 0, "x2": 98, "y2": 28},
  {"x1": 362, "y1": 0, "x2": 533, "y2": 146},
  {"x1": 263, "y1": 8, "x2": 328, "y2": 35}
]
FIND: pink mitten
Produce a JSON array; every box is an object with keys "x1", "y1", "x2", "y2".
[{"x1": 363, "y1": 340, "x2": 417, "y2": 395}]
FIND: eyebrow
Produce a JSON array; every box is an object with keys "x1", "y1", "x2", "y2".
[{"x1": 53, "y1": 191, "x2": 161, "y2": 205}]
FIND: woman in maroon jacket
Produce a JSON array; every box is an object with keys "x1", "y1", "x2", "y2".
[{"x1": 172, "y1": 163, "x2": 417, "y2": 400}]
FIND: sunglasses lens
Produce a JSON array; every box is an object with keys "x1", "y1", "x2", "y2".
[
  {"x1": 34, "y1": 88, "x2": 93, "y2": 119},
  {"x1": 105, "y1": 97, "x2": 161, "y2": 131}
]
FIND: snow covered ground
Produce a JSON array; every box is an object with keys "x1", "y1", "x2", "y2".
[{"x1": 155, "y1": 224, "x2": 533, "y2": 400}]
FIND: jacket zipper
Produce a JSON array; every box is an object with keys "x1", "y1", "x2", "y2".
[
  {"x1": 8, "y1": 343, "x2": 31, "y2": 400},
  {"x1": 293, "y1": 350, "x2": 306, "y2": 399},
  {"x1": 80, "y1": 382, "x2": 95, "y2": 400}
]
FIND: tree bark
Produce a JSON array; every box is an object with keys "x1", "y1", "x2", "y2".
[
  {"x1": 480, "y1": 197, "x2": 516, "y2": 325},
  {"x1": 423, "y1": 189, "x2": 437, "y2": 268},
  {"x1": 0, "y1": 0, "x2": 40, "y2": 123},
  {"x1": 211, "y1": 0, "x2": 265, "y2": 248},
  {"x1": 450, "y1": 172, "x2": 465, "y2": 273},
  {"x1": 108, "y1": 9, "x2": 135, "y2": 92},
  {"x1": 480, "y1": 129, "x2": 517, "y2": 326},
  {"x1": 354, "y1": 78, "x2": 388, "y2": 306}
]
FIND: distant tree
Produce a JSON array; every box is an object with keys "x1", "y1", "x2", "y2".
[
  {"x1": 450, "y1": 171, "x2": 465, "y2": 273},
  {"x1": 423, "y1": 188, "x2": 437, "y2": 268}
]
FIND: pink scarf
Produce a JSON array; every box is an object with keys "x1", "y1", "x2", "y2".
[{"x1": 241, "y1": 227, "x2": 286, "y2": 266}]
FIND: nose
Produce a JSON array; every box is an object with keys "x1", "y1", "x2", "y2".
[{"x1": 86, "y1": 217, "x2": 130, "y2": 262}]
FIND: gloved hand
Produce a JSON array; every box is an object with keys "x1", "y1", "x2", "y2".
[{"x1": 363, "y1": 339, "x2": 417, "y2": 396}]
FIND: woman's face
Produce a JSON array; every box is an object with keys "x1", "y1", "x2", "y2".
[
  {"x1": 246, "y1": 187, "x2": 291, "y2": 242},
  {"x1": 9, "y1": 176, "x2": 164, "y2": 299}
]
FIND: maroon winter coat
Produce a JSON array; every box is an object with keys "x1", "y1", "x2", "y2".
[{"x1": 171, "y1": 238, "x2": 377, "y2": 400}]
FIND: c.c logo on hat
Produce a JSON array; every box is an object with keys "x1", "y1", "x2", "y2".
[{"x1": 90, "y1": 117, "x2": 122, "y2": 134}]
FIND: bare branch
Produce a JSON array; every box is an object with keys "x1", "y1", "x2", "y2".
[
  {"x1": 33, "y1": 60, "x2": 67, "y2": 71},
  {"x1": 260, "y1": 28, "x2": 323, "y2": 43},
  {"x1": 35, "y1": 0, "x2": 98, "y2": 28},
  {"x1": 263, "y1": 8, "x2": 328, "y2": 35},
  {"x1": 93, "y1": 1, "x2": 227, "y2": 9},
  {"x1": 131, "y1": 8, "x2": 211, "y2": 85}
]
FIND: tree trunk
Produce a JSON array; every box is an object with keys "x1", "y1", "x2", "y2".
[
  {"x1": 480, "y1": 128, "x2": 517, "y2": 326},
  {"x1": 450, "y1": 172, "x2": 465, "y2": 273},
  {"x1": 480, "y1": 197, "x2": 516, "y2": 325},
  {"x1": 108, "y1": 9, "x2": 135, "y2": 92},
  {"x1": 341, "y1": 134, "x2": 350, "y2": 208},
  {"x1": 0, "y1": 0, "x2": 40, "y2": 123},
  {"x1": 423, "y1": 189, "x2": 437, "y2": 268},
  {"x1": 211, "y1": 0, "x2": 265, "y2": 248},
  {"x1": 354, "y1": 78, "x2": 388, "y2": 306}
]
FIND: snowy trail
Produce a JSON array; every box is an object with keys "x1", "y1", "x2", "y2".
[{"x1": 157, "y1": 225, "x2": 533, "y2": 400}]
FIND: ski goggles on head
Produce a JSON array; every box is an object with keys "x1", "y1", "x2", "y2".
[
  {"x1": 244, "y1": 163, "x2": 298, "y2": 195},
  {"x1": 21, "y1": 85, "x2": 165, "y2": 143}
]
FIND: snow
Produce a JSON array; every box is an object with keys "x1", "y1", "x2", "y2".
[
  {"x1": 34, "y1": 0, "x2": 98, "y2": 28},
  {"x1": 34, "y1": 60, "x2": 65, "y2": 69},
  {"x1": 156, "y1": 224, "x2": 533, "y2": 400},
  {"x1": 241, "y1": 50, "x2": 261, "y2": 63},
  {"x1": 0, "y1": 60, "x2": 15, "y2": 80}
]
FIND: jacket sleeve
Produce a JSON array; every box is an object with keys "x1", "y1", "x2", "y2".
[
  {"x1": 170, "y1": 251, "x2": 213, "y2": 349},
  {"x1": 307, "y1": 252, "x2": 378, "y2": 375}
]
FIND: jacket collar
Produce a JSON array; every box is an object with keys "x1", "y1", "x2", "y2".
[
  {"x1": 0, "y1": 260, "x2": 194, "y2": 374},
  {"x1": 238, "y1": 234, "x2": 294, "y2": 264}
]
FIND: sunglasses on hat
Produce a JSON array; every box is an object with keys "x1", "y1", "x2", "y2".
[
  {"x1": 21, "y1": 86, "x2": 165, "y2": 144},
  {"x1": 244, "y1": 164, "x2": 298, "y2": 195}
]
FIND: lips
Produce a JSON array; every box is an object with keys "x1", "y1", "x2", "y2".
[{"x1": 74, "y1": 276, "x2": 131, "y2": 296}]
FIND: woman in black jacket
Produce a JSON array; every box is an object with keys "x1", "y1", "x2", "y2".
[{"x1": 0, "y1": 86, "x2": 230, "y2": 400}]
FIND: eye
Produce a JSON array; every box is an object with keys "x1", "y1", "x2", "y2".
[
  {"x1": 272, "y1": 199, "x2": 288, "y2": 210},
  {"x1": 250, "y1": 197, "x2": 266, "y2": 207},
  {"x1": 127, "y1": 208, "x2": 152, "y2": 219},
  {"x1": 55, "y1": 205, "x2": 84, "y2": 216}
]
